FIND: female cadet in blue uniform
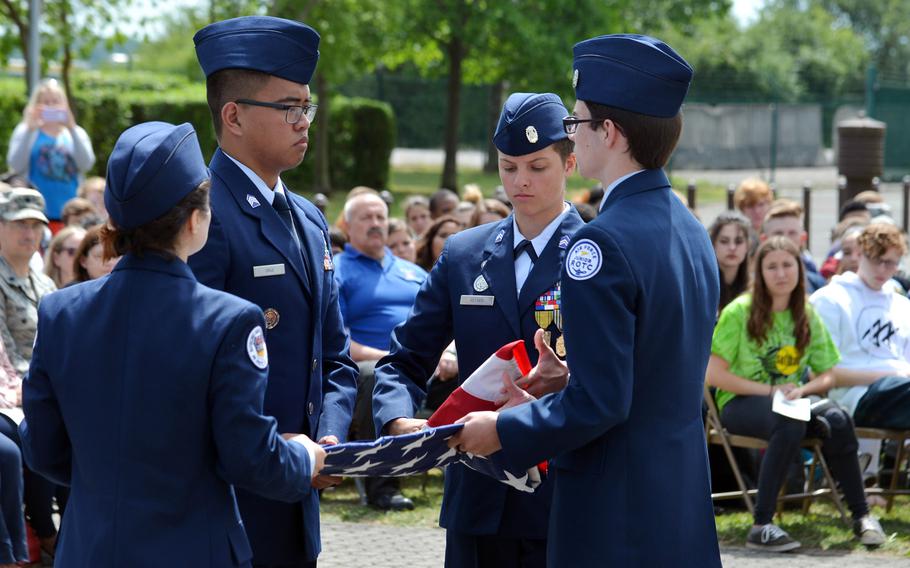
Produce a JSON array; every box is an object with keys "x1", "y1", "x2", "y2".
[
  {"x1": 19, "y1": 121, "x2": 325, "y2": 568},
  {"x1": 373, "y1": 92, "x2": 584, "y2": 568},
  {"x1": 452, "y1": 35, "x2": 723, "y2": 567}
]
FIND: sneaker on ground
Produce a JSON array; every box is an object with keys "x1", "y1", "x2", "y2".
[
  {"x1": 746, "y1": 523, "x2": 801, "y2": 552},
  {"x1": 854, "y1": 514, "x2": 886, "y2": 547}
]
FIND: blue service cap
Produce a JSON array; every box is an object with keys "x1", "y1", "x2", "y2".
[
  {"x1": 572, "y1": 34, "x2": 692, "y2": 118},
  {"x1": 493, "y1": 93, "x2": 569, "y2": 156},
  {"x1": 194, "y1": 16, "x2": 320, "y2": 85},
  {"x1": 105, "y1": 122, "x2": 209, "y2": 231}
]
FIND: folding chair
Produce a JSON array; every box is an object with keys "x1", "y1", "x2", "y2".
[
  {"x1": 854, "y1": 427, "x2": 910, "y2": 512},
  {"x1": 704, "y1": 387, "x2": 848, "y2": 524}
]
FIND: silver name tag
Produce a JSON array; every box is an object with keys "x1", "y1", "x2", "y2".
[
  {"x1": 253, "y1": 264, "x2": 286, "y2": 278},
  {"x1": 460, "y1": 294, "x2": 494, "y2": 306}
]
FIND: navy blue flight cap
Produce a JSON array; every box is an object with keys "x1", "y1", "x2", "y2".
[
  {"x1": 493, "y1": 93, "x2": 569, "y2": 156},
  {"x1": 572, "y1": 34, "x2": 693, "y2": 118},
  {"x1": 194, "y1": 16, "x2": 320, "y2": 85},
  {"x1": 105, "y1": 122, "x2": 209, "y2": 231}
]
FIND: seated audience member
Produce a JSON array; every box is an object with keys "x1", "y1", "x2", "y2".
[
  {"x1": 71, "y1": 225, "x2": 118, "y2": 284},
  {"x1": 810, "y1": 223, "x2": 910, "y2": 431},
  {"x1": 0, "y1": 340, "x2": 27, "y2": 567},
  {"x1": 821, "y1": 225, "x2": 865, "y2": 280},
  {"x1": 43, "y1": 225, "x2": 86, "y2": 288},
  {"x1": 335, "y1": 186, "x2": 379, "y2": 235},
  {"x1": 312, "y1": 192, "x2": 329, "y2": 215},
  {"x1": 414, "y1": 215, "x2": 461, "y2": 272},
  {"x1": 429, "y1": 188, "x2": 459, "y2": 219},
  {"x1": 762, "y1": 199, "x2": 825, "y2": 292},
  {"x1": 76, "y1": 176, "x2": 107, "y2": 220},
  {"x1": 0, "y1": 189, "x2": 62, "y2": 558},
  {"x1": 453, "y1": 201, "x2": 476, "y2": 229},
  {"x1": 853, "y1": 190, "x2": 894, "y2": 223},
  {"x1": 838, "y1": 200, "x2": 871, "y2": 226},
  {"x1": 471, "y1": 198, "x2": 510, "y2": 227},
  {"x1": 735, "y1": 178, "x2": 773, "y2": 234},
  {"x1": 333, "y1": 192, "x2": 428, "y2": 511},
  {"x1": 328, "y1": 226, "x2": 347, "y2": 256},
  {"x1": 387, "y1": 219, "x2": 417, "y2": 264},
  {"x1": 60, "y1": 197, "x2": 100, "y2": 228},
  {"x1": 379, "y1": 189, "x2": 394, "y2": 210},
  {"x1": 707, "y1": 237, "x2": 885, "y2": 551},
  {"x1": 403, "y1": 195, "x2": 432, "y2": 237},
  {"x1": 573, "y1": 202, "x2": 597, "y2": 223},
  {"x1": 709, "y1": 212, "x2": 751, "y2": 313}
]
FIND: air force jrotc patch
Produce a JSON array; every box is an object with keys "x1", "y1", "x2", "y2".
[
  {"x1": 263, "y1": 308, "x2": 280, "y2": 330},
  {"x1": 525, "y1": 125, "x2": 539, "y2": 144},
  {"x1": 246, "y1": 194, "x2": 261, "y2": 208},
  {"x1": 566, "y1": 238, "x2": 602, "y2": 280},
  {"x1": 247, "y1": 325, "x2": 268, "y2": 369}
]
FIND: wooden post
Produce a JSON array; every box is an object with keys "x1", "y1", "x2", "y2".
[
  {"x1": 727, "y1": 183, "x2": 736, "y2": 211},
  {"x1": 802, "y1": 182, "x2": 812, "y2": 249},
  {"x1": 687, "y1": 180, "x2": 697, "y2": 212}
]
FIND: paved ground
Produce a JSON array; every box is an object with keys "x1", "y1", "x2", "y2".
[{"x1": 320, "y1": 521, "x2": 910, "y2": 567}]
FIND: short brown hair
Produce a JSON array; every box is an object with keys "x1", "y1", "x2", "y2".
[
  {"x1": 101, "y1": 180, "x2": 211, "y2": 260},
  {"x1": 734, "y1": 178, "x2": 773, "y2": 210},
  {"x1": 764, "y1": 199, "x2": 803, "y2": 225},
  {"x1": 858, "y1": 223, "x2": 908, "y2": 259},
  {"x1": 552, "y1": 138, "x2": 575, "y2": 163},
  {"x1": 206, "y1": 69, "x2": 271, "y2": 138},
  {"x1": 61, "y1": 197, "x2": 95, "y2": 226},
  {"x1": 583, "y1": 101, "x2": 682, "y2": 169}
]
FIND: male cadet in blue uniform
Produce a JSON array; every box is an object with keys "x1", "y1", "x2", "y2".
[
  {"x1": 373, "y1": 92, "x2": 584, "y2": 568},
  {"x1": 190, "y1": 17, "x2": 358, "y2": 568},
  {"x1": 452, "y1": 35, "x2": 723, "y2": 567}
]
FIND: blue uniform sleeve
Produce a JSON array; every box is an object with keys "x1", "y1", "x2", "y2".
[
  {"x1": 210, "y1": 307, "x2": 313, "y2": 501},
  {"x1": 497, "y1": 226, "x2": 637, "y2": 468},
  {"x1": 315, "y1": 260, "x2": 358, "y2": 443},
  {"x1": 373, "y1": 242, "x2": 455, "y2": 434},
  {"x1": 20, "y1": 304, "x2": 72, "y2": 486},
  {"x1": 188, "y1": 208, "x2": 229, "y2": 289}
]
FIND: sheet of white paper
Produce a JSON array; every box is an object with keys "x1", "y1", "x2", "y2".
[
  {"x1": 772, "y1": 389, "x2": 810, "y2": 422},
  {"x1": 0, "y1": 408, "x2": 23, "y2": 425}
]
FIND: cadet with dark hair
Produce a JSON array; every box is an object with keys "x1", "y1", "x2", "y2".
[
  {"x1": 189, "y1": 16, "x2": 358, "y2": 567},
  {"x1": 20, "y1": 121, "x2": 326, "y2": 567},
  {"x1": 452, "y1": 35, "x2": 723, "y2": 566}
]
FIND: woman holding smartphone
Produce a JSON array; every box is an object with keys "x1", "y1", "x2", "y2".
[{"x1": 7, "y1": 79, "x2": 95, "y2": 233}]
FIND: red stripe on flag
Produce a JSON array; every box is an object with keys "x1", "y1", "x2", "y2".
[{"x1": 426, "y1": 387, "x2": 500, "y2": 427}]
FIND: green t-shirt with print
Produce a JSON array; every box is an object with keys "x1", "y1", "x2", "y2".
[{"x1": 711, "y1": 294, "x2": 840, "y2": 411}]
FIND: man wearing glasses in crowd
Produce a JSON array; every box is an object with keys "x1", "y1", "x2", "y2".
[{"x1": 189, "y1": 16, "x2": 358, "y2": 568}]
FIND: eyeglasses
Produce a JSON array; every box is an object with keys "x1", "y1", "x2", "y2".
[
  {"x1": 234, "y1": 99, "x2": 318, "y2": 124},
  {"x1": 562, "y1": 116, "x2": 601, "y2": 134},
  {"x1": 866, "y1": 256, "x2": 900, "y2": 270}
]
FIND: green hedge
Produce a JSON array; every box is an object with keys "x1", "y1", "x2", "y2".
[{"x1": 0, "y1": 73, "x2": 396, "y2": 193}]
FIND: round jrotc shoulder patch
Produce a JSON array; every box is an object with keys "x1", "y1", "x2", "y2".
[
  {"x1": 247, "y1": 325, "x2": 269, "y2": 369},
  {"x1": 565, "y1": 238, "x2": 602, "y2": 281}
]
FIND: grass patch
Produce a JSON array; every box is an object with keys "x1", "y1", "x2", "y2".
[
  {"x1": 319, "y1": 470, "x2": 445, "y2": 528},
  {"x1": 300, "y1": 165, "x2": 728, "y2": 223},
  {"x1": 714, "y1": 498, "x2": 910, "y2": 556}
]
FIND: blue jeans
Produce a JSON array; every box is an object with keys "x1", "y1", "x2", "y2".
[
  {"x1": 854, "y1": 375, "x2": 910, "y2": 430},
  {"x1": 0, "y1": 419, "x2": 26, "y2": 563}
]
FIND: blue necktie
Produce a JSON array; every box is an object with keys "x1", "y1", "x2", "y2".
[
  {"x1": 514, "y1": 239, "x2": 538, "y2": 263},
  {"x1": 272, "y1": 190, "x2": 302, "y2": 251}
]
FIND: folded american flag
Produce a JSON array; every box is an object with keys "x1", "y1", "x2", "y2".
[{"x1": 321, "y1": 424, "x2": 541, "y2": 493}]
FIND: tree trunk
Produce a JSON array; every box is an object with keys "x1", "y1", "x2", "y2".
[
  {"x1": 312, "y1": 72, "x2": 332, "y2": 193},
  {"x1": 59, "y1": 2, "x2": 74, "y2": 111},
  {"x1": 441, "y1": 36, "x2": 463, "y2": 192},
  {"x1": 1, "y1": 0, "x2": 31, "y2": 93},
  {"x1": 483, "y1": 80, "x2": 505, "y2": 173}
]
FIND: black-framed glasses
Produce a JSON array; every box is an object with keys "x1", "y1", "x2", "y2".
[
  {"x1": 562, "y1": 116, "x2": 601, "y2": 134},
  {"x1": 235, "y1": 99, "x2": 318, "y2": 124}
]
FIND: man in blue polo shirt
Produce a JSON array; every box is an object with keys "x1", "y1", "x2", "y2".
[{"x1": 334, "y1": 190, "x2": 427, "y2": 510}]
